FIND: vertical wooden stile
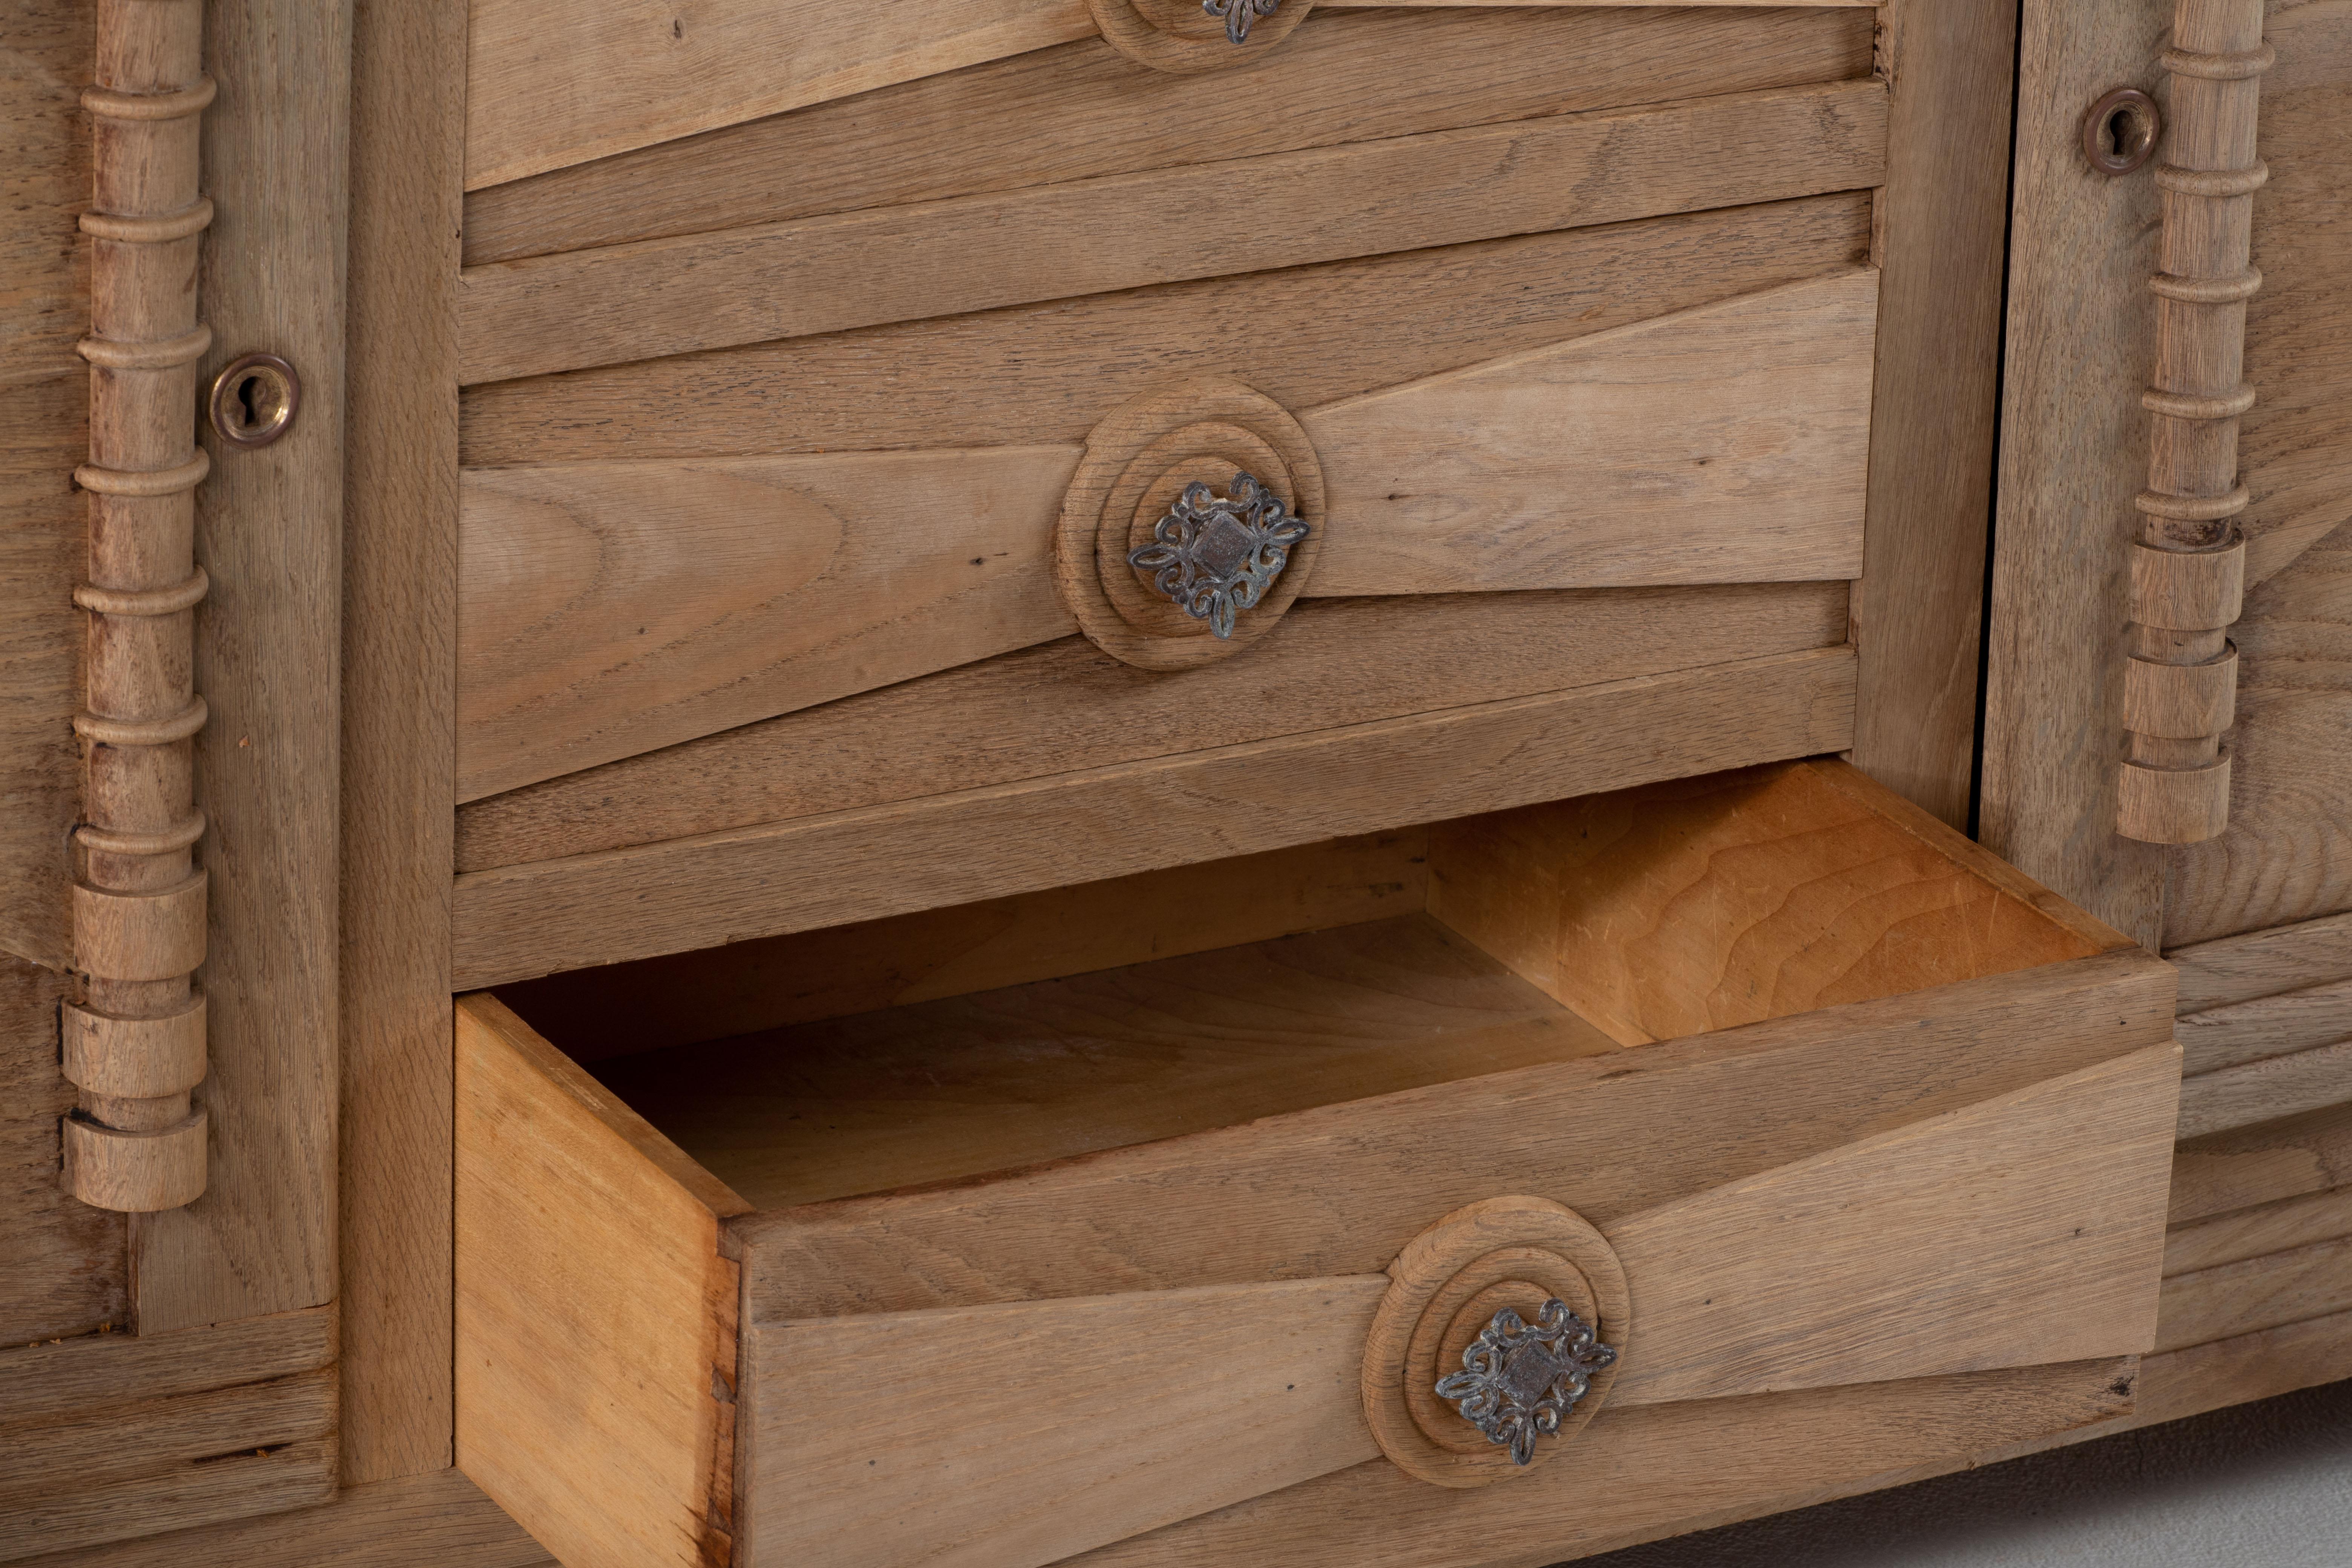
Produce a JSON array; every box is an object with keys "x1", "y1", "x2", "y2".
[
  {"x1": 2116, "y1": 0, "x2": 2268, "y2": 843},
  {"x1": 61, "y1": 0, "x2": 214, "y2": 1213}
]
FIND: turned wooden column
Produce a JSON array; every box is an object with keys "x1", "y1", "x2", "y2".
[
  {"x1": 2117, "y1": 0, "x2": 2268, "y2": 844},
  {"x1": 64, "y1": 0, "x2": 213, "y2": 1211}
]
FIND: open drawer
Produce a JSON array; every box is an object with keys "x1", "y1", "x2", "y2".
[{"x1": 455, "y1": 760, "x2": 2180, "y2": 1568}]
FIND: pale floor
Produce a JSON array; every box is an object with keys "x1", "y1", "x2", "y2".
[{"x1": 1574, "y1": 1378, "x2": 2352, "y2": 1568}]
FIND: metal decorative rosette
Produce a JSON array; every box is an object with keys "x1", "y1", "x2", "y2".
[
  {"x1": 1127, "y1": 471, "x2": 1309, "y2": 639},
  {"x1": 1053, "y1": 375, "x2": 1325, "y2": 672},
  {"x1": 1433, "y1": 1298, "x2": 1620, "y2": 1466}
]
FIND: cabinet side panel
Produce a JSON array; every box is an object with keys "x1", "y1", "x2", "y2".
[{"x1": 0, "y1": 0, "x2": 88, "y2": 970}]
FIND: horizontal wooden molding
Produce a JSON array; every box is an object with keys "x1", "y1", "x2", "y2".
[
  {"x1": 450, "y1": 645, "x2": 1855, "y2": 986},
  {"x1": 456, "y1": 79, "x2": 1887, "y2": 384}
]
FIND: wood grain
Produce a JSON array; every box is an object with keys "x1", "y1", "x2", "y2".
[
  {"x1": 742, "y1": 1279, "x2": 1392, "y2": 1568},
  {"x1": 456, "y1": 81, "x2": 1888, "y2": 384},
  {"x1": 459, "y1": 276, "x2": 1871, "y2": 798},
  {"x1": 458, "y1": 193, "x2": 1872, "y2": 469},
  {"x1": 2164, "y1": 1182, "x2": 2352, "y2": 1275},
  {"x1": 2170, "y1": 1098, "x2": 2352, "y2": 1225},
  {"x1": 492, "y1": 831, "x2": 1431, "y2": 1061},
  {"x1": 1429, "y1": 761, "x2": 2111, "y2": 1047},
  {"x1": 451, "y1": 645, "x2": 1856, "y2": 986},
  {"x1": 461, "y1": 8, "x2": 1873, "y2": 266},
  {"x1": 133, "y1": 0, "x2": 346, "y2": 1331},
  {"x1": 1981, "y1": 0, "x2": 2171, "y2": 946},
  {"x1": 339, "y1": 0, "x2": 465, "y2": 1484},
  {"x1": 464, "y1": 0, "x2": 1099, "y2": 189},
  {"x1": 1609, "y1": 1046, "x2": 2177, "y2": 1405},
  {"x1": 456, "y1": 447, "x2": 1080, "y2": 801},
  {"x1": 1847, "y1": 0, "x2": 2020, "y2": 828},
  {"x1": 455, "y1": 583, "x2": 1847, "y2": 873},
  {"x1": 2125, "y1": 1304, "x2": 2352, "y2": 1431},
  {"x1": 2161, "y1": 522, "x2": 2352, "y2": 944},
  {"x1": 2177, "y1": 975, "x2": 2352, "y2": 1072},
  {"x1": 1305, "y1": 271, "x2": 1876, "y2": 595},
  {"x1": 0, "y1": 1303, "x2": 332, "y2": 1420},
  {"x1": 0, "y1": 0, "x2": 87, "y2": 969},
  {"x1": 11, "y1": 1467, "x2": 556, "y2": 1568},
  {"x1": 0, "y1": 1303, "x2": 337, "y2": 1559},
  {"x1": 732, "y1": 950, "x2": 2172, "y2": 1320},
  {"x1": 2179, "y1": 1037, "x2": 2352, "y2": 1138},
  {"x1": 2170, "y1": 907, "x2": 2352, "y2": 1012},
  {"x1": 0, "y1": 951, "x2": 127, "y2": 1343},
  {"x1": 2156, "y1": 1231, "x2": 2352, "y2": 1352},
  {"x1": 1065, "y1": 1360, "x2": 2138, "y2": 1568},
  {"x1": 596, "y1": 914, "x2": 1620, "y2": 1211},
  {"x1": 455, "y1": 995, "x2": 744, "y2": 1568}
]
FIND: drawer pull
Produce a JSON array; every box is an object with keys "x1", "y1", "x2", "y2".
[
  {"x1": 1205, "y1": 0, "x2": 1280, "y2": 44},
  {"x1": 1127, "y1": 470, "x2": 1310, "y2": 639},
  {"x1": 1433, "y1": 1297, "x2": 1619, "y2": 1466}
]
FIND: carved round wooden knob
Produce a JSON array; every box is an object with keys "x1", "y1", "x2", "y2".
[{"x1": 1362, "y1": 1196, "x2": 1631, "y2": 1488}]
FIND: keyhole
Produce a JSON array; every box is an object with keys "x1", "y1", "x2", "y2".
[
  {"x1": 2082, "y1": 88, "x2": 2160, "y2": 175},
  {"x1": 207, "y1": 353, "x2": 300, "y2": 448}
]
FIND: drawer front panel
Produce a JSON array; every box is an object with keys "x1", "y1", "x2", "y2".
[{"x1": 740, "y1": 1044, "x2": 2176, "y2": 1568}]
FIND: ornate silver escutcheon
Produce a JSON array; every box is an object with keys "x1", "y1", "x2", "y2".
[
  {"x1": 1204, "y1": 0, "x2": 1280, "y2": 43},
  {"x1": 1127, "y1": 470, "x2": 1310, "y2": 639},
  {"x1": 1433, "y1": 1298, "x2": 1620, "y2": 1466}
]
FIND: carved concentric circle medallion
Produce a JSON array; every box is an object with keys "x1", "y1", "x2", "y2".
[
  {"x1": 1056, "y1": 377, "x2": 1324, "y2": 671},
  {"x1": 1087, "y1": 0, "x2": 1314, "y2": 73},
  {"x1": 1361, "y1": 1196, "x2": 1631, "y2": 1488}
]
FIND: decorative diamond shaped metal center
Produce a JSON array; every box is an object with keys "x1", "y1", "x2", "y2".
[
  {"x1": 1127, "y1": 470, "x2": 1309, "y2": 639},
  {"x1": 1204, "y1": 0, "x2": 1280, "y2": 44},
  {"x1": 1433, "y1": 1298, "x2": 1619, "y2": 1466}
]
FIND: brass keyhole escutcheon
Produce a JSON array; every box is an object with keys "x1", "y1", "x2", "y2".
[
  {"x1": 2083, "y1": 87, "x2": 2162, "y2": 175},
  {"x1": 208, "y1": 352, "x2": 302, "y2": 449}
]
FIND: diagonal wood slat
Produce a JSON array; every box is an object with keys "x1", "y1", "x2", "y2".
[
  {"x1": 456, "y1": 81, "x2": 1886, "y2": 384},
  {"x1": 458, "y1": 275, "x2": 1876, "y2": 799}
]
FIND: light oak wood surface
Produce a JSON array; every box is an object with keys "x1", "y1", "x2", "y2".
[
  {"x1": 729, "y1": 950, "x2": 2170, "y2": 1320},
  {"x1": 1981, "y1": 0, "x2": 2171, "y2": 945},
  {"x1": 495, "y1": 831, "x2": 1431, "y2": 1060},
  {"x1": 451, "y1": 646, "x2": 1856, "y2": 986},
  {"x1": 462, "y1": 8, "x2": 1872, "y2": 266},
  {"x1": 744, "y1": 1279, "x2": 1394, "y2": 1568},
  {"x1": 0, "y1": 1305, "x2": 336, "y2": 1558},
  {"x1": 0, "y1": 0, "x2": 87, "y2": 970},
  {"x1": 462, "y1": 0, "x2": 1877, "y2": 193},
  {"x1": 2156, "y1": 1232, "x2": 2352, "y2": 1352},
  {"x1": 455, "y1": 995, "x2": 746, "y2": 1568},
  {"x1": 1069, "y1": 1360, "x2": 2139, "y2": 1568},
  {"x1": 598, "y1": 914, "x2": 1621, "y2": 1211},
  {"x1": 456, "y1": 446, "x2": 1080, "y2": 800},
  {"x1": 2170, "y1": 1098, "x2": 2352, "y2": 1225},
  {"x1": 2179, "y1": 1037, "x2": 2352, "y2": 1139},
  {"x1": 456, "y1": 81, "x2": 1887, "y2": 384},
  {"x1": 459, "y1": 194, "x2": 1871, "y2": 469},
  {"x1": 1304, "y1": 271, "x2": 1876, "y2": 595},
  {"x1": 2171, "y1": 907, "x2": 2352, "y2": 1012},
  {"x1": 456, "y1": 278, "x2": 1872, "y2": 798},
  {"x1": 2165, "y1": 1183, "x2": 2352, "y2": 1275},
  {"x1": 455, "y1": 583, "x2": 1846, "y2": 872},
  {"x1": 126, "y1": 0, "x2": 346, "y2": 1334},
  {"x1": 338, "y1": 0, "x2": 466, "y2": 1484},
  {"x1": 0, "y1": 952, "x2": 126, "y2": 1343},
  {"x1": 1845, "y1": 0, "x2": 2022, "y2": 828},
  {"x1": 1429, "y1": 761, "x2": 2115, "y2": 1046},
  {"x1": 2177, "y1": 975, "x2": 2352, "y2": 1073},
  {"x1": 12, "y1": 1467, "x2": 556, "y2": 1568}
]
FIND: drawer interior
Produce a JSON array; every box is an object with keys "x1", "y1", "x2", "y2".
[{"x1": 488, "y1": 758, "x2": 2112, "y2": 1209}]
